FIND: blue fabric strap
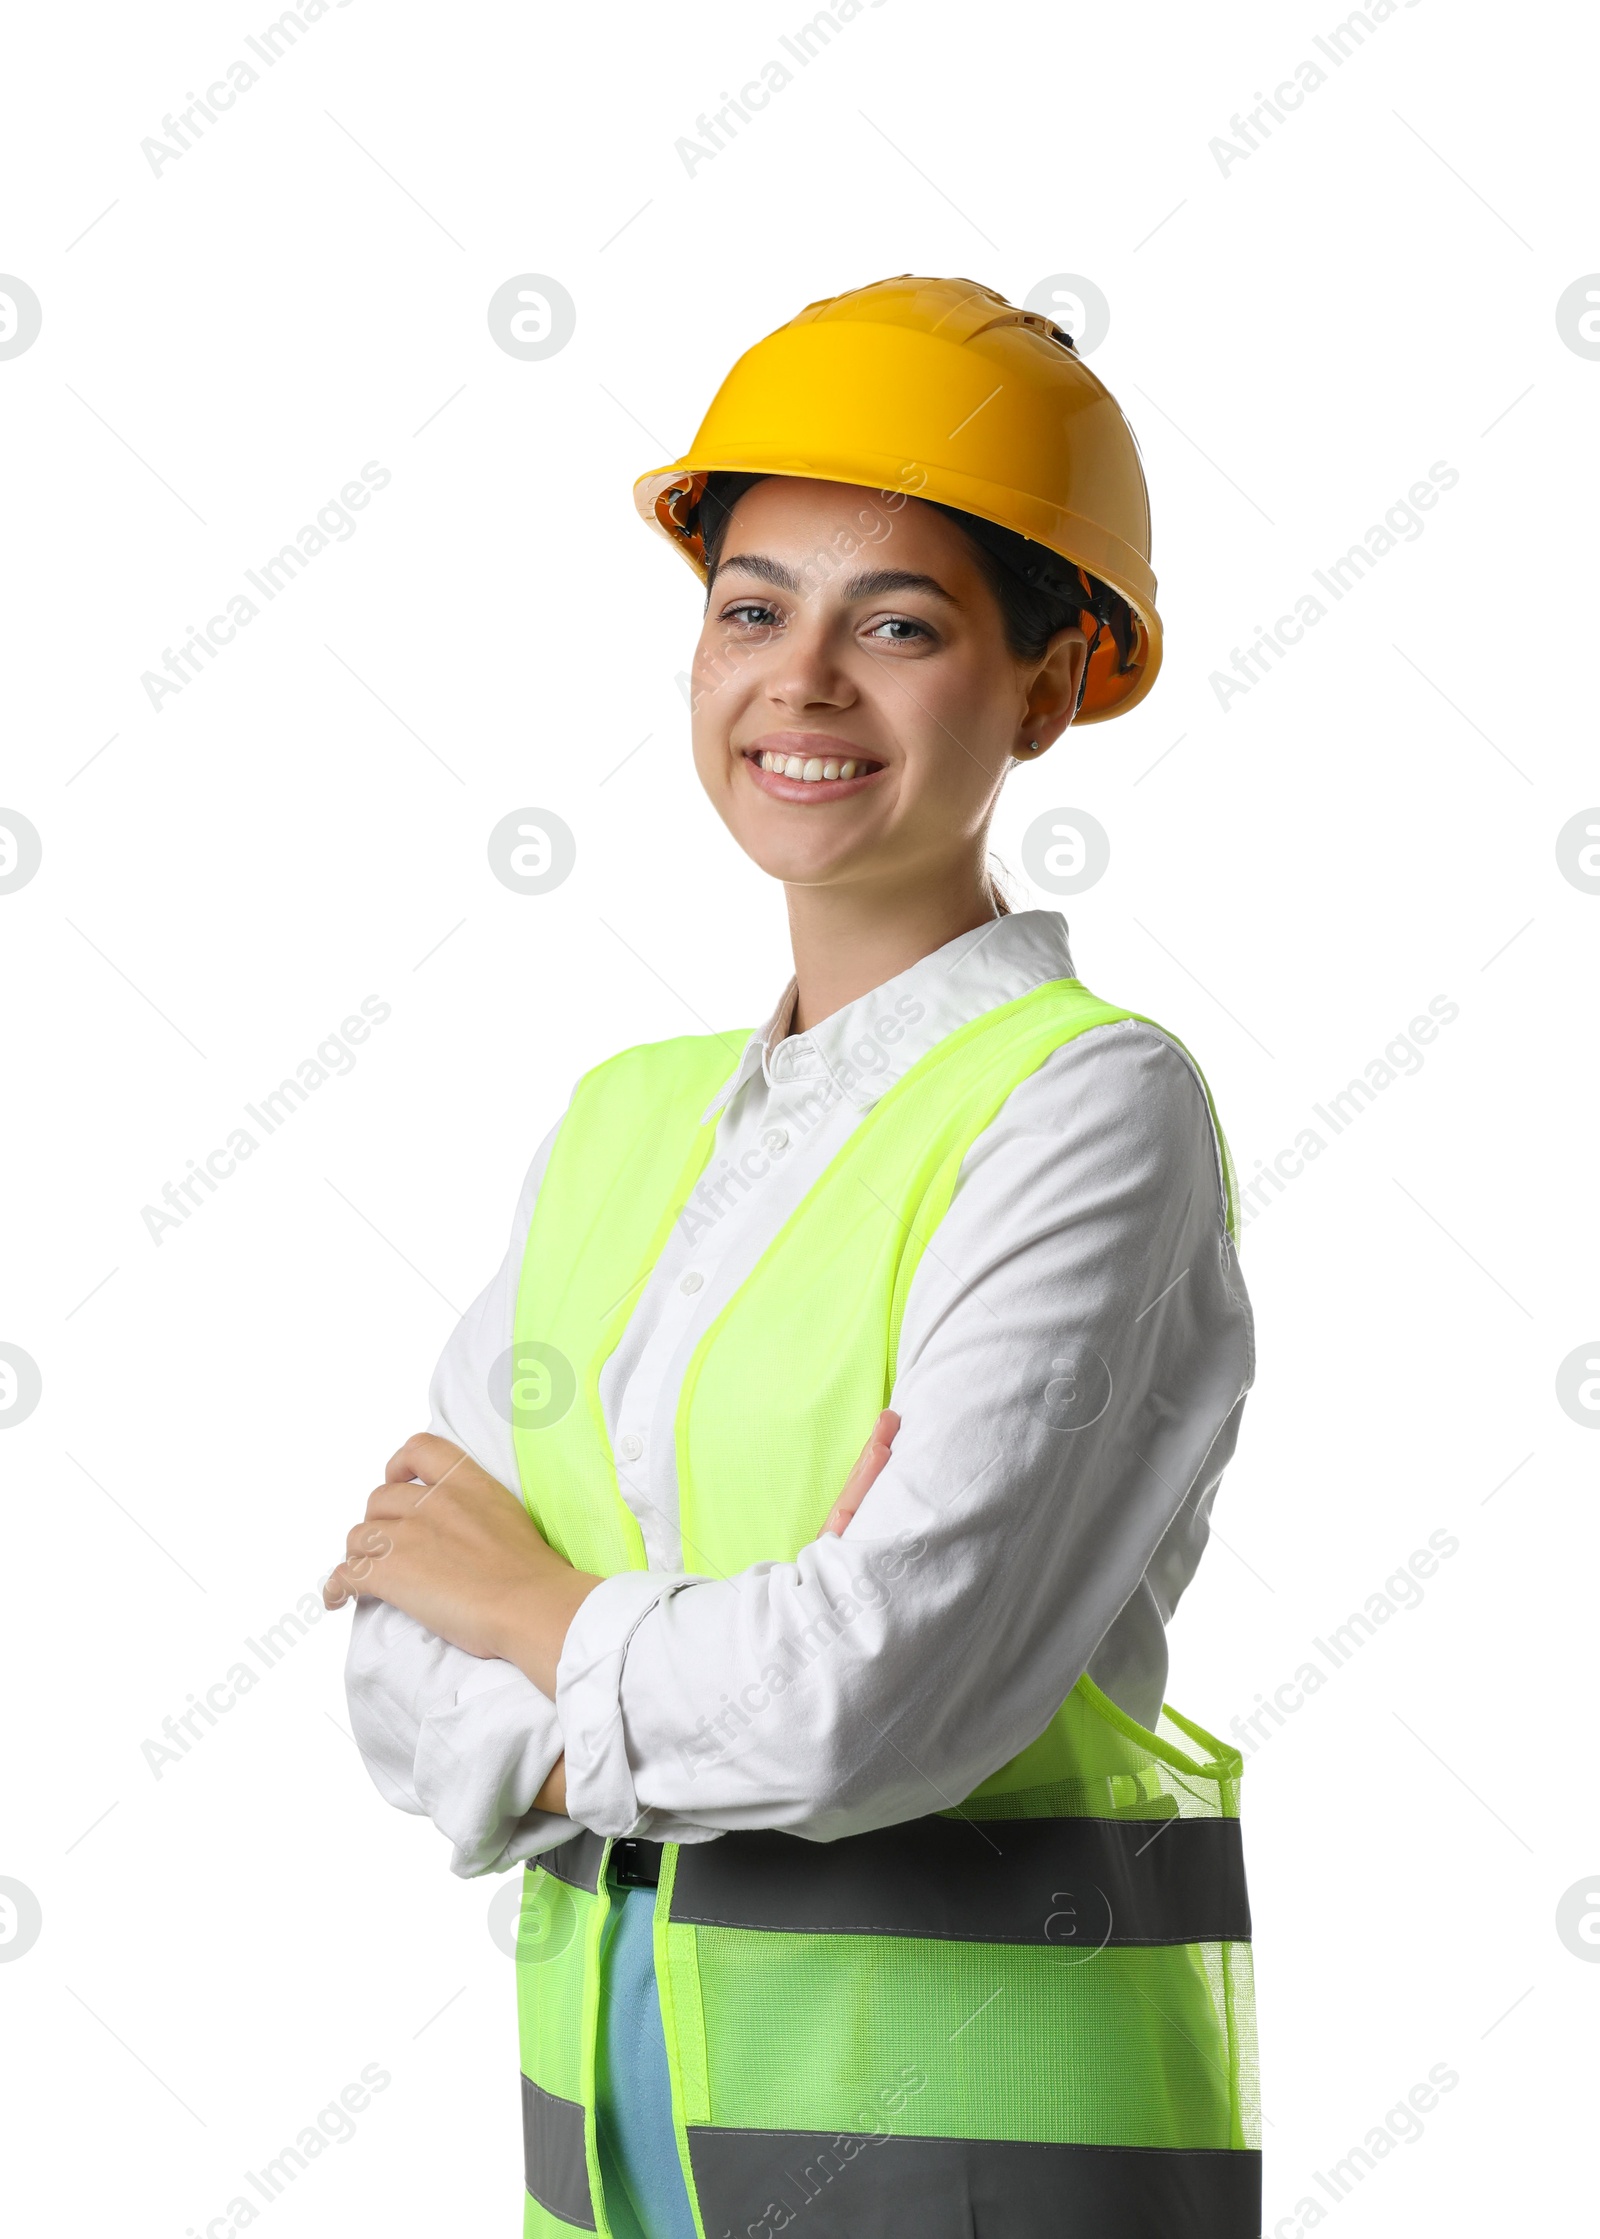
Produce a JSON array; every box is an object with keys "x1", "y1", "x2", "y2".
[{"x1": 595, "y1": 1884, "x2": 699, "y2": 2239}]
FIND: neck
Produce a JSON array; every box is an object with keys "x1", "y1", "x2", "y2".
[{"x1": 784, "y1": 866, "x2": 999, "y2": 1034}]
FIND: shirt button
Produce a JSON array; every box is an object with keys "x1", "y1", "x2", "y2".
[
  {"x1": 765, "y1": 1127, "x2": 789, "y2": 1153},
  {"x1": 617, "y1": 1434, "x2": 643, "y2": 1462},
  {"x1": 680, "y1": 1271, "x2": 704, "y2": 1295}
]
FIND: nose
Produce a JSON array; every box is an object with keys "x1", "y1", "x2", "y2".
[{"x1": 764, "y1": 608, "x2": 856, "y2": 716}]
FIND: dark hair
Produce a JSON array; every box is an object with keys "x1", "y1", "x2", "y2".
[{"x1": 690, "y1": 470, "x2": 1135, "y2": 919}]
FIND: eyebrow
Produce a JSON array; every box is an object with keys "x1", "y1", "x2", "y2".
[{"x1": 713, "y1": 554, "x2": 958, "y2": 605}]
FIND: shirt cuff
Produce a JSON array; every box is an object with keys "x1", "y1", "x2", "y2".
[
  {"x1": 344, "y1": 1595, "x2": 442, "y2": 1816},
  {"x1": 555, "y1": 1571, "x2": 697, "y2": 1838},
  {"x1": 413, "y1": 1656, "x2": 574, "y2": 1878},
  {"x1": 345, "y1": 1595, "x2": 574, "y2": 1878}
]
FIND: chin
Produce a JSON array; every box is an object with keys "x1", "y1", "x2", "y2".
[{"x1": 742, "y1": 834, "x2": 868, "y2": 888}]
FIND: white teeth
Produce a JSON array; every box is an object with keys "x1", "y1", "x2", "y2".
[{"x1": 756, "y1": 749, "x2": 874, "y2": 783}]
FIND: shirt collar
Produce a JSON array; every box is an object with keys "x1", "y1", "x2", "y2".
[{"x1": 700, "y1": 909, "x2": 1078, "y2": 1122}]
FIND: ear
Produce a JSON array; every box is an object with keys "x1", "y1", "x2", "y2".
[{"x1": 1012, "y1": 625, "x2": 1088, "y2": 761}]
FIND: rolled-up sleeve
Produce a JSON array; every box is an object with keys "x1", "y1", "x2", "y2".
[
  {"x1": 555, "y1": 1022, "x2": 1254, "y2": 1845},
  {"x1": 343, "y1": 1122, "x2": 582, "y2": 1876},
  {"x1": 346, "y1": 1596, "x2": 573, "y2": 1875},
  {"x1": 553, "y1": 1574, "x2": 700, "y2": 1837}
]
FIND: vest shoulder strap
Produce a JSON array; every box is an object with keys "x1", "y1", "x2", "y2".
[{"x1": 511, "y1": 1030, "x2": 748, "y2": 1565}]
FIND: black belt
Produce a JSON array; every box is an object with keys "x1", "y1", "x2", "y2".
[{"x1": 606, "y1": 1838, "x2": 664, "y2": 1889}]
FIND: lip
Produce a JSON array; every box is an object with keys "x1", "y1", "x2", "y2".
[{"x1": 739, "y1": 734, "x2": 887, "y2": 804}]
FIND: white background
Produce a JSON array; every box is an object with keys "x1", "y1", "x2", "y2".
[{"x1": 2, "y1": 2, "x2": 1596, "y2": 2232}]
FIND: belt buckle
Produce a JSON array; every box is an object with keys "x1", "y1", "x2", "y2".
[{"x1": 608, "y1": 1839, "x2": 661, "y2": 1889}]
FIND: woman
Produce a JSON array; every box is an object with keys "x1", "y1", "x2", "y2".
[{"x1": 326, "y1": 276, "x2": 1259, "y2": 2239}]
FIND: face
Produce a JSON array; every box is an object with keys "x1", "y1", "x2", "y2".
[{"x1": 688, "y1": 478, "x2": 1086, "y2": 900}]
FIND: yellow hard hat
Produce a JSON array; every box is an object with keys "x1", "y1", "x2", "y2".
[{"x1": 633, "y1": 274, "x2": 1162, "y2": 722}]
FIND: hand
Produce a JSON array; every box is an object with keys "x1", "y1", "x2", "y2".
[
  {"x1": 817, "y1": 1409, "x2": 900, "y2": 1538},
  {"x1": 322, "y1": 1433, "x2": 601, "y2": 1695},
  {"x1": 343, "y1": 1414, "x2": 902, "y2": 1824}
]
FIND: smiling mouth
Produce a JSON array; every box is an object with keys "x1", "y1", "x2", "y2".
[{"x1": 741, "y1": 745, "x2": 885, "y2": 790}]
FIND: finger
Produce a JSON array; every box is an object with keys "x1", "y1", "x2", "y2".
[
  {"x1": 322, "y1": 1563, "x2": 355, "y2": 1611},
  {"x1": 819, "y1": 1410, "x2": 902, "y2": 1537},
  {"x1": 847, "y1": 1409, "x2": 900, "y2": 1487},
  {"x1": 345, "y1": 1521, "x2": 395, "y2": 1572},
  {"x1": 385, "y1": 1432, "x2": 465, "y2": 1487},
  {"x1": 365, "y1": 1480, "x2": 424, "y2": 1521}
]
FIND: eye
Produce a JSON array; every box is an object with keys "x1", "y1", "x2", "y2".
[
  {"x1": 865, "y1": 615, "x2": 933, "y2": 644},
  {"x1": 720, "y1": 600, "x2": 780, "y2": 629}
]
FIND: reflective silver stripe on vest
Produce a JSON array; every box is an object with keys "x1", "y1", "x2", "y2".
[
  {"x1": 537, "y1": 1831, "x2": 605, "y2": 1895},
  {"x1": 521, "y1": 2075, "x2": 595, "y2": 2230},
  {"x1": 688, "y1": 2127, "x2": 1261, "y2": 2238},
  {"x1": 670, "y1": 1814, "x2": 1250, "y2": 1946}
]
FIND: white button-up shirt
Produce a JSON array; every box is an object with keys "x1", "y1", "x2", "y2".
[{"x1": 344, "y1": 910, "x2": 1254, "y2": 1875}]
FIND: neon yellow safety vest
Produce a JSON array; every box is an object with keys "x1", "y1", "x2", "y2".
[{"x1": 511, "y1": 978, "x2": 1259, "y2": 2238}]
